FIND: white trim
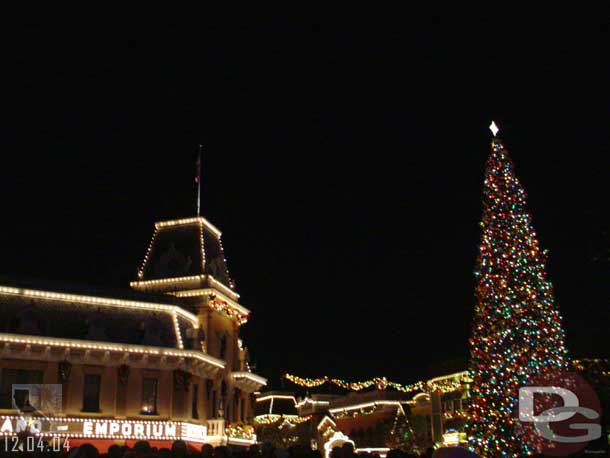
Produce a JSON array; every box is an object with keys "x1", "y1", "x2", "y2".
[
  {"x1": 255, "y1": 394, "x2": 294, "y2": 403},
  {"x1": 355, "y1": 448, "x2": 389, "y2": 458},
  {"x1": 317, "y1": 416, "x2": 336, "y2": 431},
  {"x1": 328, "y1": 400, "x2": 408, "y2": 414},
  {"x1": 0, "y1": 285, "x2": 199, "y2": 328},
  {"x1": 227, "y1": 437, "x2": 257, "y2": 446},
  {"x1": 131, "y1": 275, "x2": 239, "y2": 300},
  {"x1": 0, "y1": 333, "x2": 225, "y2": 369},
  {"x1": 233, "y1": 372, "x2": 267, "y2": 387},
  {"x1": 172, "y1": 288, "x2": 249, "y2": 315},
  {"x1": 155, "y1": 217, "x2": 222, "y2": 237},
  {"x1": 295, "y1": 398, "x2": 330, "y2": 408},
  {"x1": 324, "y1": 432, "x2": 354, "y2": 458}
]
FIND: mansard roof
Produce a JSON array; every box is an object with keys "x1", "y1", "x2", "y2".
[{"x1": 134, "y1": 217, "x2": 236, "y2": 295}]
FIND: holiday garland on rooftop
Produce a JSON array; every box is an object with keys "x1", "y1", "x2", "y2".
[
  {"x1": 284, "y1": 373, "x2": 468, "y2": 394},
  {"x1": 467, "y1": 131, "x2": 568, "y2": 457}
]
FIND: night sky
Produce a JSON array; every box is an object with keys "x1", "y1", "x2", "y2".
[{"x1": 0, "y1": 16, "x2": 609, "y2": 390}]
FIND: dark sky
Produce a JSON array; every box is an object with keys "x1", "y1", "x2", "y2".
[{"x1": 0, "y1": 15, "x2": 609, "y2": 389}]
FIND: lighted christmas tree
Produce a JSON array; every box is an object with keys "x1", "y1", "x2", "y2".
[{"x1": 467, "y1": 122, "x2": 569, "y2": 457}]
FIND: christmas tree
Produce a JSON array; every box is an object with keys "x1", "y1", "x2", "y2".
[{"x1": 467, "y1": 123, "x2": 569, "y2": 456}]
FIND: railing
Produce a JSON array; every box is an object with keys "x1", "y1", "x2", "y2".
[
  {"x1": 207, "y1": 419, "x2": 225, "y2": 437},
  {"x1": 205, "y1": 419, "x2": 257, "y2": 445}
]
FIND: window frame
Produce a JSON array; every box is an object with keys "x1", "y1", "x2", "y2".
[
  {"x1": 141, "y1": 377, "x2": 159, "y2": 415},
  {"x1": 82, "y1": 374, "x2": 101, "y2": 413}
]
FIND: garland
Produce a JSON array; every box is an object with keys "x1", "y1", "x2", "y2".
[
  {"x1": 209, "y1": 298, "x2": 249, "y2": 325},
  {"x1": 284, "y1": 374, "x2": 424, "y2": 393},
  {"x1": 226, "y1": 422, "x2": 255, "y2": 440},
  {"x1": 284, "y1": 373, "x2": 470, "y2": 394},
  {"x1": 334, "y1": 408, "x2": 378, "y2": 419},
  {"x1": 254, "y1": 414, "x2": 312, "y2": 425}
]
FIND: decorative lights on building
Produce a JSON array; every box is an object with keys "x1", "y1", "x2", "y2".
[
  {"x1": 232, "y1": 372, "x2": 267, "y2": 387},
  {"x1": 0, "y1": 285, "x2": 199, "y2": 327},
  {"x1": 209, "y1": 298, "x2": 249, "y2": 325},
  {"x1": 284, "y1": 371, "x2": 469, "y2": 394},
  {"x1": 154, "y1": 217, "x2": 221, "y2": 237},
  {"x1": 137, "y1": 227, "x2": 159, "y2": 279},
  {"x1": 0, "y1": 333, "x2": 225, "y2": 369}
]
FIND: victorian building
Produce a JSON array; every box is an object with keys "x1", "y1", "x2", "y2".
[
  {"x1": 0, "y1": 215, "x2": 266, "y2": 452},
  {"x1": 253, "y1": 371, "x2": 471, "y2": 455}
]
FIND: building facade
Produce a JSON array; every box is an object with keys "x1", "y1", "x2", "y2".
[
  {"x1": 253, "y1": 372, "x2": 471, "y2": 455},
  {"x1": 0, "y1": 215, "x2": 266, "y2": 452}
]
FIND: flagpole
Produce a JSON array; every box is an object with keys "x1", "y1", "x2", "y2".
[{"x1": 196, "y1": 145, "x2": 202, "y2": 216}]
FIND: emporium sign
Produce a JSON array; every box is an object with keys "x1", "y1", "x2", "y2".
[{"x1": 0, "y1": 416, "x2": 207, "y2": 443}]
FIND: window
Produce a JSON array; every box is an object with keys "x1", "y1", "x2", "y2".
[
  {"x1": 192, "y1": 384, "x2": 199, "y2": 419},
  {"x1": 219, "y1": 334, "x2": 227, "y2": 360},
  {"x1": 212, "y1": 390, "x2": 217, "y2": 418},
  {"x1": 0, "y1": 369, "x2": 16, "y2": 409},
  {"x1": 233, "y1": 388, "x2": 239, "y2": 421},
  {"x1": 141, "y1": 378, "x2": 158, "y2": 415},
  {"x1": 82, "y1": 374, "x2": 101, "y2": 412},
  {"x1": 17, "y1": 370, "x2": 43, "y2": 385}
]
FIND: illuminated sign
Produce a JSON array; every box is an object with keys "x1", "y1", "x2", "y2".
[
  {"x1": 0, "y1": 416, "x2": 206, "y2": 443},
  {"x1": 82, "y1": 420, "x2": 177, "y2": 438},
  {"x1": 1, "y1": 417, "x2": 43, "y2": 434}
]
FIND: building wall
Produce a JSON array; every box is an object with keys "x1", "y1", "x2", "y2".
[
  {"x1": 0, "y1": 351, "x2": 258, "y2": 453},
  {"x1": 0, "y1": 359, "x2": 246, "y2": 424},
  {"x1": 198, "y1": 299, "x2": 252, "y2": 423}
]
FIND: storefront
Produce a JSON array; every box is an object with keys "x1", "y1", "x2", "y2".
[{"x1": 0, "y1": 215, "x2": 266, "y2": 453}]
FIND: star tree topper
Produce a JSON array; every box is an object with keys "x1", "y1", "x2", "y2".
[{"x1": 489, "y1": 120, "x2": 499, "y2": 137}]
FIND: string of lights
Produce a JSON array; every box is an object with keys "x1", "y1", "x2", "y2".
[
  {"x1": 283, "y1": 373, "x2": 469, "y2": 394},
  {"x1": 466, "y1": 130, "x2": 568, "y2": 457}
]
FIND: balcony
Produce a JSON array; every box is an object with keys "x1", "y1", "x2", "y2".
[
  {"x1": 231, "y1": 372, "x2": 267, "y2": 393},
  {"x1": 206, "y1": 419, "x2": 256, "y2": 446}
]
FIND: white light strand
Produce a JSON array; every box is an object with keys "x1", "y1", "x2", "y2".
[
  {"x1": 216, "y1": 235, "x2": 236, "y2": 290},
  {"x1": 131, "y1": 274, "x2": 240, "y2": 300},
  {"x1": 172, "y1": 312, "x2": 184, "y2": 349},
  {"x1": 155, "y1": 217, "x2": 221, "y2": 237},
  {"x1": 295, "y1": 398, "x2": 330, "y2": 408},
  {"x1": 255, "y1": 394, "x2": 293, "y2": 403},
  {"x1": 199, "y1": 220, "x2": 206, "y2": 276},
  {"x1": 233, "y1": 372, "x2": 267, "y2": 387},
  {"x1": 137, "y1": 227, "x2": 159, "y2": 279},
  {"x1": 328, "y1": 400, "x2": 412, "y2": 414},
  {"x1": 0, "y1": 285, "x2": 198, "y2": 328},
  {"x1": 0, "y1": 333, "x2": 225, "y2": 369}
]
